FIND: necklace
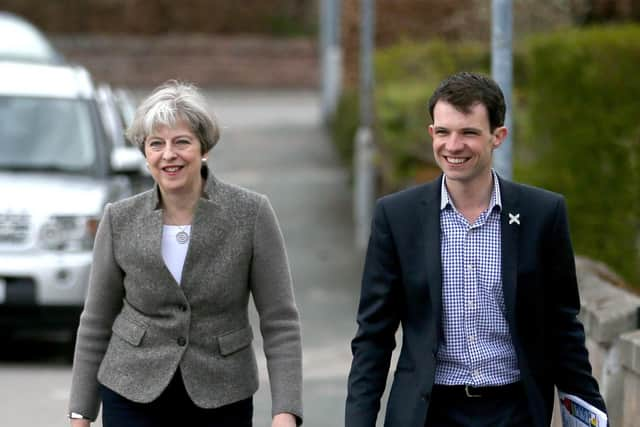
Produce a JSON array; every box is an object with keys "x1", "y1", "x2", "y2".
[
  {"x1": 175, "y1": 225, "x2": 190, "y2": 244},
  {"x1": 165, "y1": 212, "x2": 191, "y2": 244}
]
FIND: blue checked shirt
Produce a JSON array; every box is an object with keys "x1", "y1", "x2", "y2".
[{"x1": 434, "y1": 171, "x2": 520, "y2": 386}]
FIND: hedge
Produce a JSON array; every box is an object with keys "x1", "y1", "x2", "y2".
[
  {"x1": 329, "y1": 25, "x2": 640, "y2": 287},
  {"x1": 518, "y1": 24, "x2": 640, "y2": 286}
]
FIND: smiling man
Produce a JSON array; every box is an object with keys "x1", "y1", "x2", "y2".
[{"x1": 345, "y1": 72, "x2": 607, "y2": 427}]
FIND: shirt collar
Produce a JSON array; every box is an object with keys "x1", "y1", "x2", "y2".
[{"x1": 440, "y1": 170, "x2": 502, "y2": 212}]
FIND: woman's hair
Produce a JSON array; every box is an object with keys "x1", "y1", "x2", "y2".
[{"x1": 126, "y1": 80, "x2": 220, "y2": 155}]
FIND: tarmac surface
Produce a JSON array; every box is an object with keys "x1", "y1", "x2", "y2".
[
  {"x1": 0, "y1": 89, "x2": 388, "y2": 426},
  {"x1": 206, "y1": 89, "x2": 364, "y2": 426}
]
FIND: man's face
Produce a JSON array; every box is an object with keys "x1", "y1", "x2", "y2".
[{"x1": 429, "y1": 100, "x2": 506, "y2": 186}]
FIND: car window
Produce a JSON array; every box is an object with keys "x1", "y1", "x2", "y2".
[
  {"x1": 0, "y1": 96, "x2": 96, "y2": 172},
  {"x1": 96, "y1": 85, "x2": 127, "y2": 148}
]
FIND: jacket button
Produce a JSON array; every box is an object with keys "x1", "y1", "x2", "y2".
[
  {"x1": 421, "y1": 393, "x2": 430, "y2": 401},
  {"x1": 180, "y1": 305, "x2": 187, "y2": 312},
  {"x1": 177, "y1": 337, "x2": 186, "y2": 346}
]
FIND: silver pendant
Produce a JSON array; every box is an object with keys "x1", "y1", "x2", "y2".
[{"x1": 176, "y1": 230, "x2": 189, "y2": 244}]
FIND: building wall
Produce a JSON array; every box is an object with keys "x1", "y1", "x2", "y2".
[
  {"x1": 52, "y1": 34, "x2": 318, "y2": 88},
  {"x1": 0, "y1": 0, "x2": 317, "y2": 35}
]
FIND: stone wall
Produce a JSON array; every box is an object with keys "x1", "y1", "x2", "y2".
[
  {"x1": 2, "y1": 0, "x2": 319, "y2": 88},
  {"x1": 564, "y1": 257, "x2": 640, "y2": 427},
  {"x1": 0, "y1": 0, "x2": 317, "y2": 35},
  {"x1": 52, "y1": 35, "x2": 318, "y2": 88}
]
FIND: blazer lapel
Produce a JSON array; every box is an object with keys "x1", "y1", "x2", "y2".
[
  {"x1": 146, "y1": 186, "x2": 183, "y2": 287},
  {"x1": 499, "y1": 177, "x2": 520, "y2": 328},
  {"x1": 180, "y1": 176, "x2": 232, "y2": 291},
  {"x1": 421, "y1": 176, "x2": 443, "y2": 330},
  {"x1": 133, "y1": 185, "x2": 164, "y2": 273}
]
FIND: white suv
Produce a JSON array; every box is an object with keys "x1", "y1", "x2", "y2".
[{"x1": 0, "y1": 61, "x2": 141, "y2": 342}]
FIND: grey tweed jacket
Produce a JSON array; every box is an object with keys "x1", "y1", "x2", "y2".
[{"x1": 69, "y1": 173, "x2": 303, "y2": 423}]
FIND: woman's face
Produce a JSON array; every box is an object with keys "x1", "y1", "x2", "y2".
[{"x1": 144, "y1": 118, "x2": 205, "y2": 197}]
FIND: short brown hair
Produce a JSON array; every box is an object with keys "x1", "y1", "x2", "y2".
[{"x1": 428, "y1": 72, "x2": 506, "y2": 131}]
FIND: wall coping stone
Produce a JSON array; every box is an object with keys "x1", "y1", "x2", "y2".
[
  {"x1": 619, "y1": 330, "x2": 640, "y2": 375},
  {"x1": 576, "y1": 256, "x2": 640, "y2": 345}
]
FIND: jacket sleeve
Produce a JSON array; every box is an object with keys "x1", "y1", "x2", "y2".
[
  {"x1": 345, "y1": 199, "x2": 402, "y2": 427},
  {"x1": 549, "y1": 197, "x2": 607, "y2": 414},
  {"x1": 250, "y1": 196, "x2": 303, "y2": 424},
  {"x1": 68, "y1": 204, "x2": 125, "y2": 420}
]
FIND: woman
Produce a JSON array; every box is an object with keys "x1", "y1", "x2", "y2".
[{"x1": 68, "y1": 81, "x2": 302, "y2": 427}]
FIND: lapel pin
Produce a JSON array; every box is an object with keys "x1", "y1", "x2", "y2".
[{"x1": 508, "y1": 213, "x2": 520, "y2": 225}]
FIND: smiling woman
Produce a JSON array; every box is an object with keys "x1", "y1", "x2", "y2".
[
  {"x1": 125, "y1": 81, "x2": 219, "y2": 226},
  {"x1": 143, "y1": 119, "x2": 206, "y2": 213},
  {"x1": 68, "y1": 81, "x2": 303, "y2": 427}
]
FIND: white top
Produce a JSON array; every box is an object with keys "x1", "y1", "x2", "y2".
[{"x1": 161, "y1": 225, "x2": 191, "y2": 285}]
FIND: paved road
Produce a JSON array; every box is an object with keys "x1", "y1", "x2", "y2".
[
  {"x1": 208, "y1": 89, "x2": 364, "y2": 426},
  {"x1": 0, "y1": 89, "x2": 379, "y2": 426}
]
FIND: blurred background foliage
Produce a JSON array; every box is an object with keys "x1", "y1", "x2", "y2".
[
  {"x1": 518, "y1": 24, "x2": 640, "y2": 287},
  {"x1": 330, "y1": 24, "x2": 640, "y2": 287}
]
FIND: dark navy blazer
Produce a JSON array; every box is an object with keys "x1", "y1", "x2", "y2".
[{"x1": 345, "y1": 175, "x2": 606, "y2": 427}]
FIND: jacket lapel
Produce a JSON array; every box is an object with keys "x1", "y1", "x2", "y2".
[
  {"x1": 498, "y1": 177, "x2": 520, "y2": 328},
  {"x1": 421, "y1": 176, "x2": 443, "y2": 330},
  {"x1": 180, "y1": 176, "x2": 232, "y2": 290},
  {"x1": 142, "y1": 176, "x2": 230, "y2": 289},
  {"x1": 140, "y1": 187, "x2": 170, "y2": 281}
]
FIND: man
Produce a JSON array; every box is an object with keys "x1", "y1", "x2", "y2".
[{"x1": 345, "y1": 72, "x2": 606, "y2": 427}]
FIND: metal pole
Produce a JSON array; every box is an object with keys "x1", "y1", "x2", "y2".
[
  {"x1": 354, "y1": 0, "x2": 376, "y2": 249},
  {"x1": 491, "y1": 0, "x2": 513, "y2": 180},
  {"x1": 359, "y1": 0, "x2": 374, "y2": 128},
  {"x1": 320, "y1": 0, "x2": 342, "y2": 122}
]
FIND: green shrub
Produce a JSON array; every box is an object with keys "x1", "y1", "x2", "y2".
[
  {"x1": 328, "y1": 88, "x2": 359, "y2": 170},
  {"x1": 328, "y1": 27, "x2": 640, "y2": 286},
  {"x1": 518, "y1": 24, "x2": 640, "y2": 286}
]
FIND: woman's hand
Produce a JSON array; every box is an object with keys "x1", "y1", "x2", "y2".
[
  {"x1": 272, "y1": 412, "x2": 297, "y2": 427},
  {"x1": 70, "y1": 419, "x2": 90, "y2": 427}
]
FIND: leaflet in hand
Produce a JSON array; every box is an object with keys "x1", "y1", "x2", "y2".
[{"x1": 558, "y1": 391, "x2": 608, "y2": 427}]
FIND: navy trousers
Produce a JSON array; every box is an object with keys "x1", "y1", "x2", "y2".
[
  {"x1": 99, "y1": 370, "x2": 253, "y2": 427},
  {"x1": 424, "y1": 383, "x2": 533, "y2": 427}
]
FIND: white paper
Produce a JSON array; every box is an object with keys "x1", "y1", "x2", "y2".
[{"x1": 558, "y1": 390, "x2": 608, "y2": 427}]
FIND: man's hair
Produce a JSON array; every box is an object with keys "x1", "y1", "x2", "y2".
[{"x1": 428, "y1": 72, "x2": 506, "y2": 131}]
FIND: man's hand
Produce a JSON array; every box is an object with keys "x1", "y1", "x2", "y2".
[
  {"x1": 272, "y1": 412, "x2": 297, "y2": 427},
  {"x1": 70, "y1": 419, "x2": 90, "y2": 427}
]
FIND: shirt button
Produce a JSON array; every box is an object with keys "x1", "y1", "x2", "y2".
[
  {"x1": 177, "y1": 337, "x2": 187, "y2": 346},
  {"x1": 180, "y1": 305, "x2": 188, "y2": 312},
  {"x1": 468, "y1": 335, "x2": 475, "y2": 343}
]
